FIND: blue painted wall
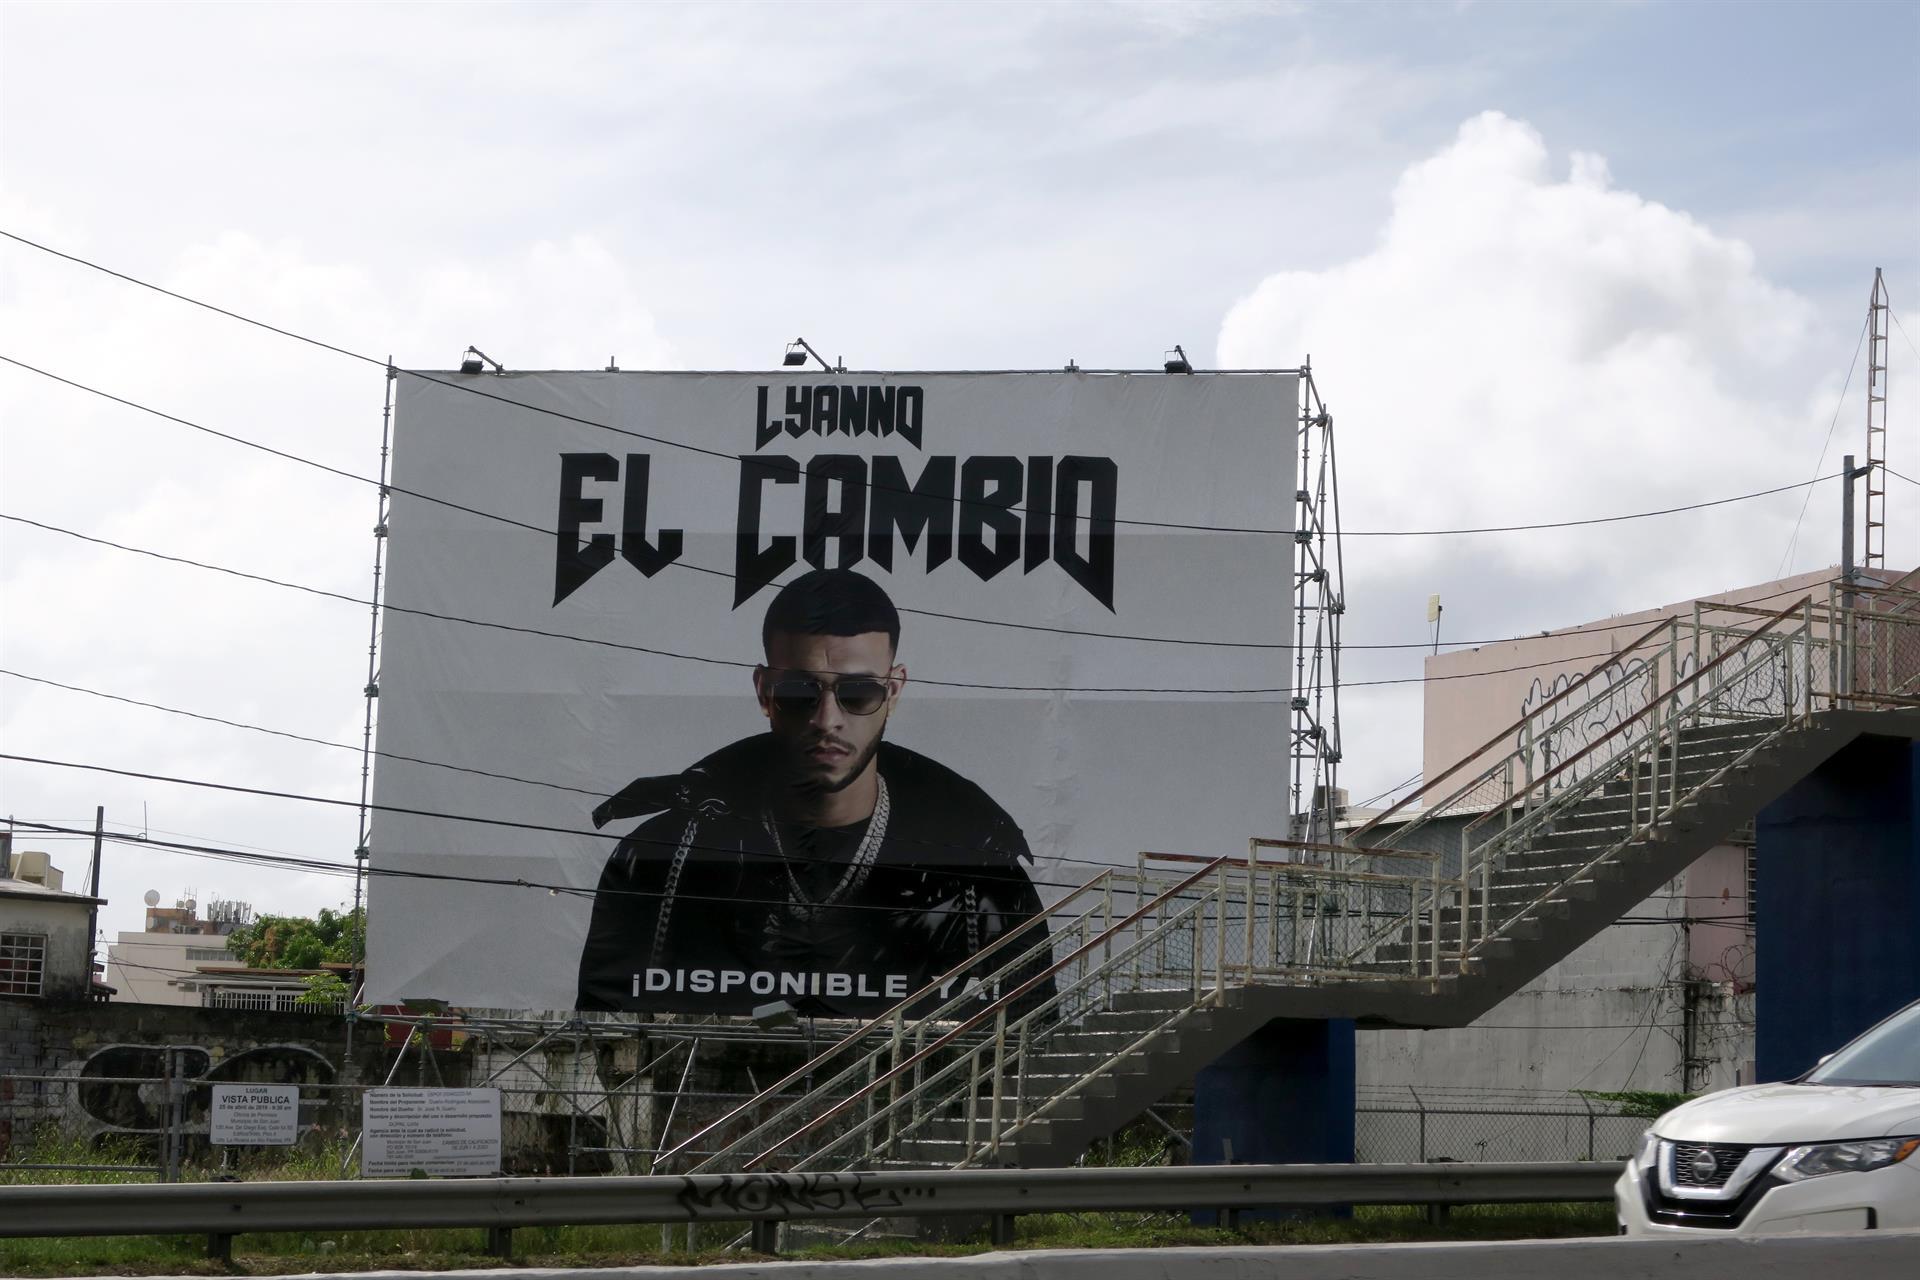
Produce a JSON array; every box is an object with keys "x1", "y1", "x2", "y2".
[
  {"x1": 1756, "y1": 734, "x2": 1920, "y2": 1081},
  {"x1": 1191, "y1": 1017, "x2": 1355, "y2": 1167}
]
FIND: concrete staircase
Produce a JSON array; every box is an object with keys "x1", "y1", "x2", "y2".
[{"x1": 662, "y1": 582, "x2": 1919, "y2": 1176}]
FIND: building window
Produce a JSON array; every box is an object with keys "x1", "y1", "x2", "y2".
[
  {"x1": 186, "y1": 947, "x2": 233, "y2": 961},
  {"x1": 0, "y1": 933, "x2": 47, "y2": 997}
]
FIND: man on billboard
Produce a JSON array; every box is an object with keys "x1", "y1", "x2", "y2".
[{"x1": 575, "y1": 567, "x2": 1050, "y2": 1015}]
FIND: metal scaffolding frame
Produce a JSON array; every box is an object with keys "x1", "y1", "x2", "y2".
[{"x1": 1289, "y1": 364, "x2": 1345, "y2": 849}]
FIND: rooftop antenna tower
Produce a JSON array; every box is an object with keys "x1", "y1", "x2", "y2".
[{"x1": 1864, "y1": 268, "x2": 1889, "y2": 572}]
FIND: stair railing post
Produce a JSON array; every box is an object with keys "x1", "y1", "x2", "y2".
[
  {"x1": 1191, "y1": 893, "x2": 1204, "y2": 999},
  {"x1": 1267, "y1": 865, "x2": 1280, "y2": 970},
  {"x1": 965, "y1": 1041, "x2": 981, "y2": 1158},
  {"x1": 1214, "y1": 868, "x2": 1228, "y2": 1002},
  {"x1": 1629, "y1": 733, "x2": 1640, "y2": 832},
  {"x1": 1407, "y1": 878, "x2": 1419, "y2": 978},
  {"x1": 911, "y1": 1022, "x2": 927, "y2": 1128},
  {"x1": 1244, "y1": 858, "x2": 1257, "y2": 983},
  {"x1": 1103, "y1": 875, "x2": 1115, "y2": 1002},
  {"x1": 1457, "y1": 825, "x2": 1469, "y2": 971},
  {"x1": 988, "y1": 1006, "x2": 1007, "y2": 1158},
  {"x1": 886, "y1": 1010, "x2": 904, "y2": 1150},
  {"x1": 1015, "y1": 1021, "x2": 1029, "y2": 1122},
  {"x1": 1429, "y1": 846, "x2": 1441, "y2": 976},
  {"x1": 1691, "y1": 603, "x2": 1704, "y2": 727},
  {"x1": 1289, "y1": 871, "x2": 1303, "y2": 968},
  {"x1": 1801, "y1": 600, "x2": 1814, "y2": 722}
]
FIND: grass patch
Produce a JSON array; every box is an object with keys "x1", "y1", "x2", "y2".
[
  {"x1": 1, "y1": 1130, "x2": 1614, "y2": 1273},
  {"x1": 0, "y1": 1203, "x2": 1618, "y2": 1274}
]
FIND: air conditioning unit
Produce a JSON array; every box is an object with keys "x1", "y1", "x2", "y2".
[{"x1": 11, "y1": 849, "x2": 53, "y2": 886}]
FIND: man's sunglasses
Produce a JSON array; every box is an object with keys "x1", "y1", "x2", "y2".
[{"x1": 766, "y1": 675, "x2": 892, "y2": 717}]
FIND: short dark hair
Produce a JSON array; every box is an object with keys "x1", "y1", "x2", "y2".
[{"x1": 761, "y1": 568, "x2": 901, "y2": 656}]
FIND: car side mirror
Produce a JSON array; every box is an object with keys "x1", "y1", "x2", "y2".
[{"x1": 1816, "y1": 1053, "x2": 1834, "y2": 1066}]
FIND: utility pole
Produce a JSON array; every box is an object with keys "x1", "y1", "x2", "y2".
[
  {"x1": 1864, "y1": 269, "x2": 1889, "y2": 573},
  {"x1": 87, "y1": 806, "x2": 104, "y2": 997},
  {"x1": 1842, "y1": 454, "x2": 1871, "y2": 610}
]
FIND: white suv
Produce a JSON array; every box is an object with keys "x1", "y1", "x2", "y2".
[{"x1": 1616, "y1": 1000, "x2": 1920, "y2": 1235}]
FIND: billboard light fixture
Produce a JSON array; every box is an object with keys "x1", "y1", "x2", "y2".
[
  {"x1": 752, "y1": 999, "x2": 798, "y2": 1030},
  {"x1": 460, "y1": 346, "x2": 504, "y2": 375},
  {"x1": 1163, "y1": 345, "x2": 1193, "y2": 375},
  {"x1": 783, "y1": 337, "x2": 835, "y2": 372}
]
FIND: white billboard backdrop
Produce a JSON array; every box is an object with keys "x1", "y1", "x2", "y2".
[{"x1": 368, "y1": 371, "x2": 1294, "y2": 1011}]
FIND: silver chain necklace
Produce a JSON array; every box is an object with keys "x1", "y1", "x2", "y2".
[{"x1": 764, "y1": 775, "x2": 890, "y2": 925}]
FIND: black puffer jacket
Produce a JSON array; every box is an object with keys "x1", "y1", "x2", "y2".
[{"x1": 575, "y1": 734, "x2": 1053, "y2": 1016}]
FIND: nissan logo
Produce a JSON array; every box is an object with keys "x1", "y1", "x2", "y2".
[{"x1": 1689, "y1": 1149, "x2": 1720, "y2": 1181}]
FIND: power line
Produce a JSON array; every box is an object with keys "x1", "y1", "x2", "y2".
[
  {"x1": 0, "y1": 668, "x2": 1169, "y2": 876},
  {"x1": 0, "y1": 512, "x2": 1829, "y2": 698},
  {"x1": 1780, "y1": 313, "x2": 1871, "y2": 576},
  {"x1": 13, "y1": 817, "x2": 1115, "y2": 923},
  {"x1": 0, "y1": 233, "x2": 1843, "y2": 537},
  {"x1": 0, "y1": 667, "x2": 603, "y2": 802},
  {"x1": 0, "y1": 352, "x2": 1844, "y2": 652},
  {"x1": 0, "y1": 509, "x2": 1291, "y2": 694}
]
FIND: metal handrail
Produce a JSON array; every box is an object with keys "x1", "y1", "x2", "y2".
[
  {"x1": 1342, "y1": 597, "x2": 1815, "y2": 972},
  {"x1": 737, "y1": 857, "x2": 1231, "y2": 1171},
  {"x1": 782, "y1": 886, "x2": 1223, "y2": 1172},
  {"x1": 1349, "y1": 614, "x2": 1677, "y2": 842},
  {"x1": 660, "y1": 862, "x2": 1137, "y2": 1169},
  {"x1": 1460, "y1": 617, "x2": 1815, "y2": 958}
]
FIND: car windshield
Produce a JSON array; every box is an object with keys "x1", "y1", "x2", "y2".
[{"x1": 1805, "y1": 1002, "x2": 1920, "y2": 1086}]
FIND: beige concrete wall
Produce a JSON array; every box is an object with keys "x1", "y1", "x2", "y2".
[
  {"x1": 1419, "y1": 567, "x2": 1843, "y2": 794},
  {"x1": 105, "y1": 933, "x2": 243, "y2": 1006},
  {"x1": 0, "y1": 892, "x2": 94, "y2": 1001}
]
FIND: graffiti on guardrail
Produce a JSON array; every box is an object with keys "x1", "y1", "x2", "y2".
[{"x1": 675, "y1": 1172, "x2": 931, "y2": 1219}]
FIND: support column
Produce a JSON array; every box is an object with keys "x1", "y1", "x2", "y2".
[
  {"x1": 1756, "y1": 735, "x2": 1919, "y2": 1080},
  {"x1": 1191, "y1": 1017, "x2": 1354, "y2": 1222}
]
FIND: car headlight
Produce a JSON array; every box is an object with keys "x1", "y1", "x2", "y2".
[
  {"x1": 1774, "y1": 1136, "x2": 1920, "y2": 1182},
  {"x1": 1634, "y1": 1129, "x2": 1661, "y2": 1174}
]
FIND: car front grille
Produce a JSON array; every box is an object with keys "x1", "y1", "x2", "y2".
[{"x1": 1670, "y1": 1141, "x2": 1752, "y2": 1190}]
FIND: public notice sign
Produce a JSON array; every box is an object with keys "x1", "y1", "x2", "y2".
[
  {"x1": 209, "y1": 1083, "x2": 300, "y2": 1146},
  {"x1": 360, "y1": 1088, "x2": 502, "y2": 1177},
  {"x1": 368, "y1": 370, "x2": 1296, "y2": 1013}
]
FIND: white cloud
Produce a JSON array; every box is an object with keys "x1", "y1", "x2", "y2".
[
  {"x1": 1220, "y1": 111, "x2": 1854, "y2": 594},
  {"x1": 1218, "y1": 111, "x2": 1914, "y2": 803},
  {"x1": 0, "y1": 221, "x2": 674, "y2": 942}
]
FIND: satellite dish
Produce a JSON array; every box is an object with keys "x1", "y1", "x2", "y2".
[
  {"x1": 143, "y1": 889, "x2": 161, "y2": 907},
  {"x1": 183, "y1": 898, "x2": 197, "y2": 913}
]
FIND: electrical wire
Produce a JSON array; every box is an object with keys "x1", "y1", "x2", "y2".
[
  {"x1": 0, "y1": 512, "x2": 1832, "y2": 697},
  {"x1": 1780, "y1": 313, "x2": 1871, "y2": 576},
  {"x1": 0, "y1": 667, "x2": 604, "y2": 803},
  {"x1": 0, "y1": 667, "x2": 1190, "y2": 877},
  {"x1": 0, "y1": 233, "x2": 1845, "y2": 537},
  {"x1": 0, "y1": 353, "x2": 1846, "y2": 652},
  {"x1": 13, "y1": 817, "x2": 1124, "y2": 922},
  {"x1": 1890, "y1": 303, "x2": 1920, "y2": 364}
]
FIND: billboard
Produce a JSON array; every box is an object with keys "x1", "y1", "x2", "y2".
[{"x1": 367, "y1": 371, "x2": 1294, "y2": 1013}]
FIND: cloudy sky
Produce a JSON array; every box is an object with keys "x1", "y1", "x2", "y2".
[{"x1": 2, "y1": 1, "x2": 1916, "y2": 955}]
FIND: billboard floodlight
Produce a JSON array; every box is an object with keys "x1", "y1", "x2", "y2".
[
  {"x1": 752, "y1": 999, "x2": 798, "y2": 1030},
  {"x1": 783, "y1": 337, "x2": 834, "y2": 371},
  {"x1": 1163, "y1": 345, "x2": 1193, "y2": 375},
  {"x1": 460, "y1": 346, "x2": 504, "y2": 375}
]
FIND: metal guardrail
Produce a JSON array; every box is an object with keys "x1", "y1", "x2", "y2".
[{"x1": 0, "y1": 1160, "x2": 1620, "y2": 1259}]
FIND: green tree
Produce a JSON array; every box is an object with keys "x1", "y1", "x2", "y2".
[{"x1": 225, "y1": 906, "x2": 363, "y2": 970}]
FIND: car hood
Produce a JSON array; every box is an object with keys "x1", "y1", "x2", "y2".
[{"x1": 1657, "y1": 1084, "x2": 1920, "y2": 1144}]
